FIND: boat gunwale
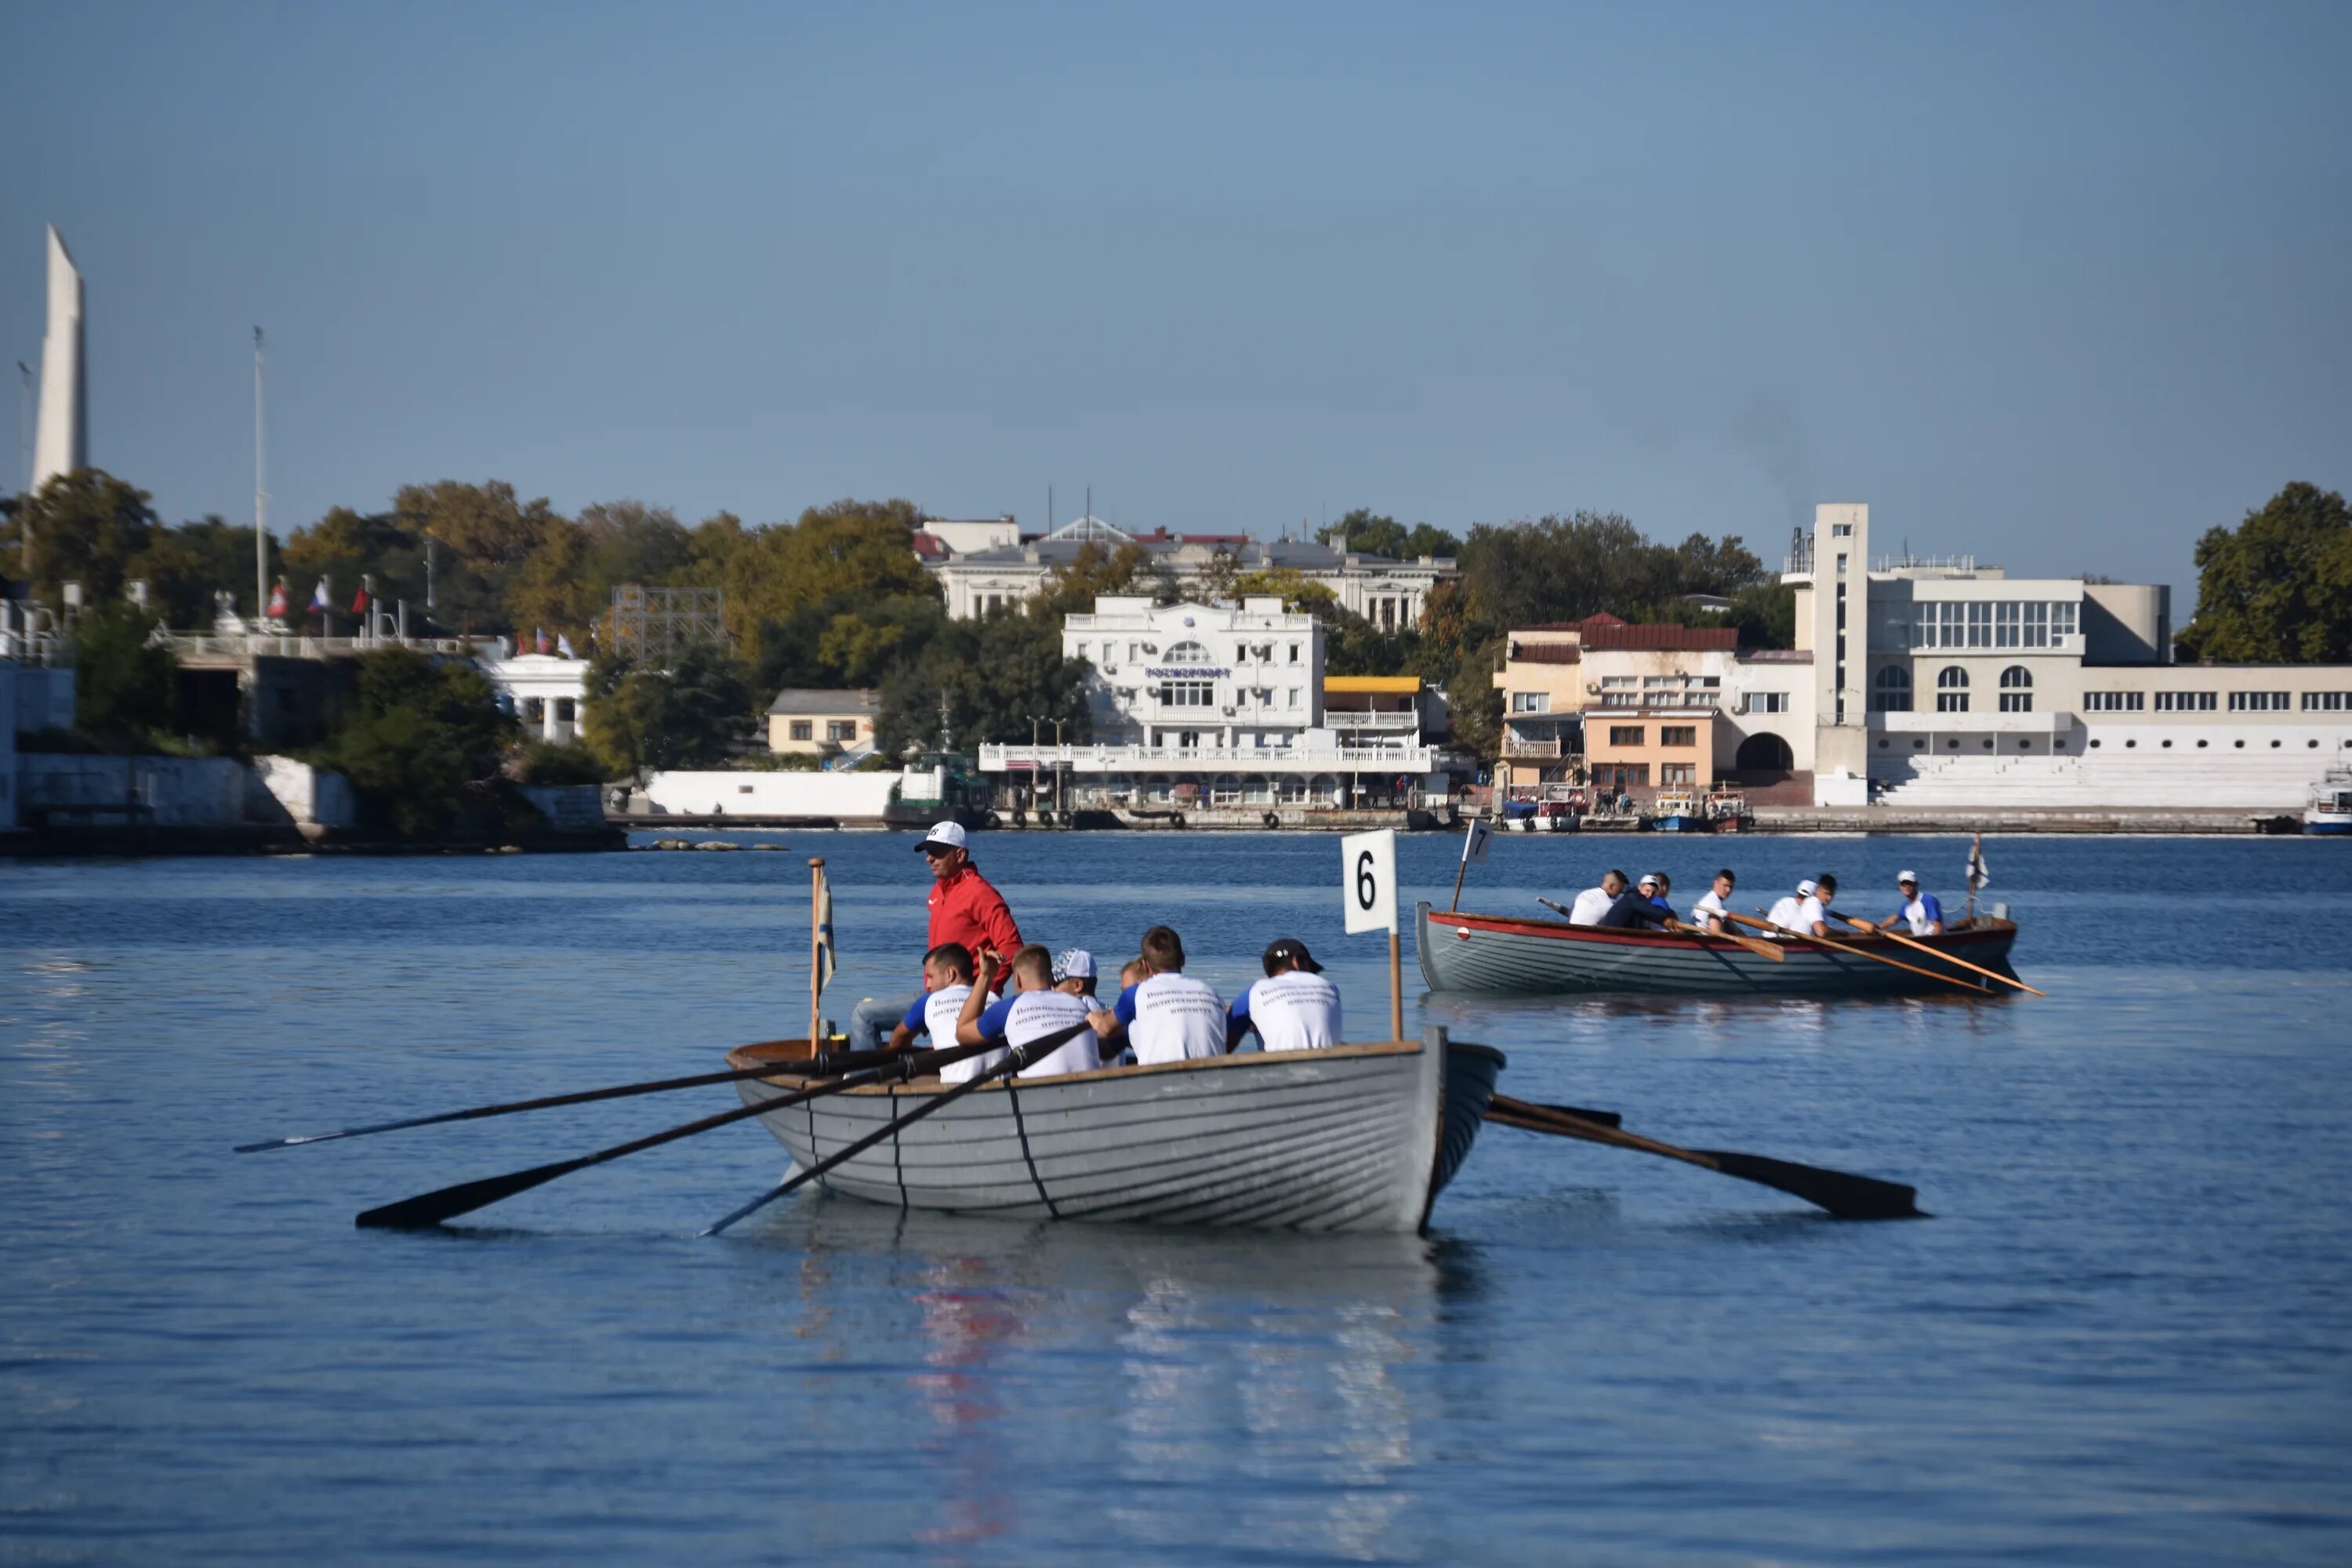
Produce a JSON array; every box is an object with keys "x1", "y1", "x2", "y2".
[
  {"x1": 722, "y1": 1035, "x2": 1496, "y2": 1094},
  {"x1": 1426, "y1": 906, "x2": 2018, "y2": 956}
]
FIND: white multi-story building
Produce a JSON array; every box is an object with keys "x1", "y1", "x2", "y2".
[
  {"x1": 1782, "y1": 503, "x2": 2352, "y2": 808},
  {"x1": 979, "y1": 596, "x2": 1444, "y2": 813}
]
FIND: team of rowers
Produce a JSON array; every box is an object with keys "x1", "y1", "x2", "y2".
[
  {"x1": 1559, "y1": 866, "x2": 1947, "y2": 939},
  {"x1": 844, "y1": 821, "x2": 1345, "y2": 1084}
]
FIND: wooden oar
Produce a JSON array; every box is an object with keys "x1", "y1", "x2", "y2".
[
  {"x1": 1664, "y1": 916, "x2": 1785, "y2": 963},
  {"x1": 238, "y1": 1044, "x2": 893, "y2": 1153},
  {"x1": 1722, "y1": 911, "x2": 1986, "y2": 995},
  {"x1": 1486, "y1": 1093, "x2": 1922, "y2": 1220},
  {"x1": 1829, "y1": 910, "x2": 2045, "y2": 996},
  {"x1": 700, "y1": 1031, "x2": 1056, "y2": 1236},
  {"x1": 352, "y1": 1023, "x2": 1088, "y2": 1229}
]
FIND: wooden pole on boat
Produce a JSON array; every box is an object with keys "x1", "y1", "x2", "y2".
[
  {"x1": 1388, "y1": 928, "x2": 1404, "y2": 1042},
  {"x1": 808, "y1": 857, "x2": 825, "y2": 1049},
  {"x1": 1829, "y1": 910, "x2": 2044, "y2": 996}
]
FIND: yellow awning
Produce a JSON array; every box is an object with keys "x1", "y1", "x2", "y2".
[{"x1": 1322, "y1": 676, "x2": 1421, "y2": 695}]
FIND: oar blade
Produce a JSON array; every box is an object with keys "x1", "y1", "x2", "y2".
[
  {"x1": 1693, "y1": 1149, "x2": 1925, "y2": 1221},
  {"x1": 355, "y1": 1156, "x2": 590, "y2": 1229}
]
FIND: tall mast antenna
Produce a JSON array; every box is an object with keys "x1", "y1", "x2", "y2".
[{"x1": 253, "y1": 328, "x2": 269, "y2": 627}]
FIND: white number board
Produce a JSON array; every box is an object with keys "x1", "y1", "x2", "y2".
[{"x1": 1341, "y1": 829, "x2": 1398, "y2": 935}]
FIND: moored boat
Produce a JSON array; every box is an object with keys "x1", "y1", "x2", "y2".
[
  {"x1": 1651, "y1": 789, "x2": 1706, "y2": 832},
  {"x1": 723, "y1": 1027, "x2": 1505, "y2": 1233},
  {"x1": 1415, "y1": 900, "x2": 2022, "y2": 997},
  {"x1": 2305, "y1": 769, "x2": 2352, "y2": 836}
]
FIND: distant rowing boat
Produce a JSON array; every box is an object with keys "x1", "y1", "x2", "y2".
[
  {"x1": 1415, "y1": 900, "x2": 2023, "y2": 996},
  {"x1": 722, "y1": 1028, "x2": 1506, "y2": 1232}
]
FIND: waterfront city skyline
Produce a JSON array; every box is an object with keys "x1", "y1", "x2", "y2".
[{"x1": 4, "y1": 2, "x2": 2349, "y2": 612}]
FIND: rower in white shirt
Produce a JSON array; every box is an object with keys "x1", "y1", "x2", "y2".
[
  {"x1": 1088, "y1": 924, "x2": 1227, "y2": 1065},
  {"x1": 1688, "y1": 869, "x2": 1737, "y2": 935},
  {"x1": 1227, "y1": 938, "x2": 1341, "y2": 1052},
  {"x1": 956, "y1": 945, "x2": 1104, "y2": 1079},
  {"x1": 1765, "y1": 878, "x2": 1816, "y2": 938},
  {"x1": 1791, "y1": 873, "x2": 1837, "y2": 937},
  {"x1": 1567, "y1": 869, "x2": 1630, "y2": 926},
  {"x1": 887, "y1": 942, "x2": 981, "y2": 1069}
]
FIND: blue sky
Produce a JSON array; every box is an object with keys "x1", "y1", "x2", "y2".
[{"x1": 4, "y1": 1, "x2": 2347, "y2": 605}]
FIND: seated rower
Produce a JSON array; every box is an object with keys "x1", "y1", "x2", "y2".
[
  {"x1": 956, "y1": 945, "x2": 1104, "y2": 1079},
  {"x1": 1567, "y1": 869, "x2": 1629, "y2": 926},
  {"x1": 1053, "y1": 948, "x2": 1102, "y2": 1006},
  {"x1": 1765, "y1": 879, "x2": 1816, "y2": 937},
  {"x1": 1689, "y1": 869, "x2": 1736, "y2": 934},
  {"x1": 1593, "y1": 877, "x2": 1678, "y2": 931},
  {"x1": 1228, "y1": 938, "x2": 1341, "y2": 1053},
  {"x1": 887, "y1": 942, "x2": 975, "y2": 1057},
  {"x1": 1870, "y1": 871, "x2": 1944, "y2": 935},
  {"x1": 1794, "y1": 874, "x2": 1836, "y2": 937},
  {"x1": 1087, "y1": 925, "x2": 1227, "y2": 1065},
  {"x1": 1646, "y1": 871, "x2": 1673, "y2": 911}
]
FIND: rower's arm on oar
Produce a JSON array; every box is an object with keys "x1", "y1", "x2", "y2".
[
  {"x1": 1664, "y1": 916, "x2": 1784, "y2": 963},
  {"x1": 1722, "y1": 911, "x2": 1986, "y2": 995},
  {"x1": 1485, "y1": 1093, "x2": 1923, "y2": 1221}
]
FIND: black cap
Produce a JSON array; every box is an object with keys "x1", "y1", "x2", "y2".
[{"x1": 1262, "y1": 938, "x2": 1322, "y2": 975}]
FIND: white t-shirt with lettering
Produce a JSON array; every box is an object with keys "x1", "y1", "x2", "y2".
[
  {"x1": 1119, "y1": 973, "x2": 1229, "y2": 1065},
  {"x1": 924, "y1": 983, "x2": 1000, "y2": 1083},
  {"x1": 979, "y1": 988, "x2": 1102, "y2": 1080},
  {"x1": 1232, "y1": 970, "x2": 1342, "y2": 1052}
]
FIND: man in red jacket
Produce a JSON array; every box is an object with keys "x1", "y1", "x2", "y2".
[{"x1": 846, "y1": 822, "x2": 1024, "y2": 1051}]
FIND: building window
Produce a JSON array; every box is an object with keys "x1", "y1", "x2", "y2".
[
  {"x1": 1288, "y1": 644, "x2": 1300, "y2": 663},
  {"x1": 1660, "y1": 726, "x2": 1698, "y2": 746},
  {"x1": 1287, "y1": 688, "x2": 1301, "y2": 709},
  {"x1": 1998, "y1": 666, "x2": 2033, "y2": 713},
  {"x1": 2228, "y1": 691, "x2": 2289, "y2": 712},
  {"x1": 826, "y1": 720, "x2": 857, "y2": 742},
  {"x1": 2305, "y1": 691, "x2": 2352, "y2": 710},
  {"x1": 2082, "y1": 691, "x2": 2145, "y2": 712},
  {"x1": 1608, "y1": 725, "x2": 1646, "y2": 746},
  {"x1": 1743, "y1": 691, "x2": 1789, "y2": 715},
  {"x1": 1511, "y1": 691, "x2": 1550, "y2": 713},
  {"x1": 555, "y1": 698, "x2": 575, "y2": 722},
  {"x1": 1160, "y1": 680, "x2": 1214, "y2": 707},
  {"x1": 2023, "y1": 601, "x2": 2049, "y2": 648},
  {"x1": 1995, "y1": 601, "x2": 2021, "y2": 648},
  {"x1": 1871, "y1": 666, "x2": 1911, "y2": 713},
  {"x1": 2157, "y1": 691, "x2": 2218, "y2": 712},
  {"x1": 1936, "y1": 666, "x2": 1970, "y2": 713},
  {"x1": 788, "y1": 720, "x2": 812, "y2": 741},
  {"x1": 1661, "y1": 763, "x2": 1697, "y2": 784}
]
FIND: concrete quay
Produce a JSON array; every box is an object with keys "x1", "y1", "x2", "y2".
[{"x1": 1751, "y1": 805, "x2": 2299, "y2": 835}]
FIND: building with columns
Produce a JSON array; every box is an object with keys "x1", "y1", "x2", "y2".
[{"x1": 925, "y1": 516, "x2": 1455, "y2": 628}]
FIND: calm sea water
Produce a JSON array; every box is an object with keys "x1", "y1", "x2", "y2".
[{"x1": 5, "y1": 831, "x2": 2349, "y2": 1565}]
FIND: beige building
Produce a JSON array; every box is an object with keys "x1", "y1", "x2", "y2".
[
  {"x1": 767, "y1": 689, "x2": 879, "y2": 757},
  {"x1": 1492, "y1": 624, "x2": 1589, "y2": 796}
]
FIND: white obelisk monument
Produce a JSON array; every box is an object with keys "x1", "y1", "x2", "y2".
[{"x1": 31, "y1": 225, "x2": 85, "y2": 493}]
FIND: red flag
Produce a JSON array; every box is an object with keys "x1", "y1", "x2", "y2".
[
  {"x1": 267, "y1": 579, "x2": 289, "y2": 618},
  {"x1": 350, "y1": 581, "x2": 372, "y2": 615}
]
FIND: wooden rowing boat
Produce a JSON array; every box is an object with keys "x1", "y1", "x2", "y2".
[
  {"x1": 1414, "y1": 899, "x2": 2023, "y2": 997},
  {"x1": 720, "y1": 1026, "x2": 1506, "y2": 1233}
]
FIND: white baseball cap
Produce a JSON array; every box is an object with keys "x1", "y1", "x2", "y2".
[
  {"x1": 1636, "y1": 873, "x2": 1659, "y2": 889},
  {"x1": 916, "y1": 821, "x2": 969, "y2": 853},
  {"x1": 1796, "y1": 879, "x2": 1818, "y2": 896},
  {"x1": 1053, "y1": 948, "x2": 1097, "y2": 982},
  {"x1": 1897, "y1": 869, "x2": 1918, "y2": 884}
]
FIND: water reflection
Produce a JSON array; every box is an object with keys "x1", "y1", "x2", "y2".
[{"x1": 739, "y1": 1200, "x2": 1478, "y2": 1562}]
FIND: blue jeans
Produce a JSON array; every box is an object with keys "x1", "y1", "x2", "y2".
[{"x1": 847, "y1": 992, "x2": 921, "y2": 1053}]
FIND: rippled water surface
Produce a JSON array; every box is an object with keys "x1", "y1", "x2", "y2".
[{"x1": 5, "y1": 832, "x2": 2350, "y2": 1564}]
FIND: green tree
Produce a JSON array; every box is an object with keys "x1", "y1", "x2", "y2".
[
  {"x1": 1030, "y1": 540, "x2": 1171, "y2": 618},
  {"x1": 1316, "y1": 508, "x2": 1462, "y2": 560},
  {"x1": 71, "y1": 600, "x2": 179, "y2": 742},
  {"x1": 713, "y1": 499, "x2": 935, "y2": 657},
  {"x1": 2180, "y1": 482, "x2": 2352, "y2": 662},
  {"x1": 389, "y1": 480, "x2": 567, "y2": 634},
  {"x1": 583, "y1": 644, "x2": 755, "y2": 775},
  {"x1": 1720, "y1": 581, "x2": 1797, "y2": 649},
  {"x1": 876, "y1": 614, "x2": 1091, "y2": 755},
  {"x1": 314, "y1": 648, "x2": 514, "y2": 836},
  {"x1": 3, "y1": 469, "x2": 161, "y2": 605},
  {"x1": 282, "y1": 506, "x2": 425, "y2": 624}
]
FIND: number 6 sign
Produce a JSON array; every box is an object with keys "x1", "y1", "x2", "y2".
[
  {"x1": 1341, "y1": 829, "x2": 1405, "y2": 1040},
  {"x1": 1341, "y1": 829, "x2": 1397, "y2": 935}
]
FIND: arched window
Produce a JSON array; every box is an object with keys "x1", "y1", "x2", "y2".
[
  {"x1": 1163, "y1": 640, "x2": 1213, "y2": 666},
  {"x1": 1998, "y1": 665, "x2": 2033, "y2": 713},
  {"x1": 1936, "y1": 666, "x2": 1969, "y2": 713},
  {"x1": 1871, "y1": 665, "x2": 1912, "y2": 713},
  {"x1": 1157, "y1": 641, "x2": 1216, "y2": 709}
]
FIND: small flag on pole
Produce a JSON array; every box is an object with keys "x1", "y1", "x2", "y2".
[
  {"x1": 310, "y1": 576, "x2": 330, "y2": 613},
  {"x1": 1966, "y1": 833, "x2": 1991, "y2": 894},
  {"x1": 556, "y1": 633, "x2": 575, "y2": 659},
  {"x1": 813, "y1": 863, "x2": 837, "y2": 993},
  {"x1": 350, "y1": 575, "x2": 372, "y2": 615},
  {"x1": 267, "y1": 578, "x2": 289, "y2": 619}
]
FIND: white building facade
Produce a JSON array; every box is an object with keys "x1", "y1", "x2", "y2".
[
  {"x1": 1783, "y1": 503, "x2": 2352, "y2": 809},
  {"x1": 979, "y1": 597, "x2": 1444, "y2": 812}
]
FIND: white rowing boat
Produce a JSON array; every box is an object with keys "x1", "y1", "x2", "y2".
[{"x1": 720, "y1": 1027, "x2": 1505, "y2": 1233}]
